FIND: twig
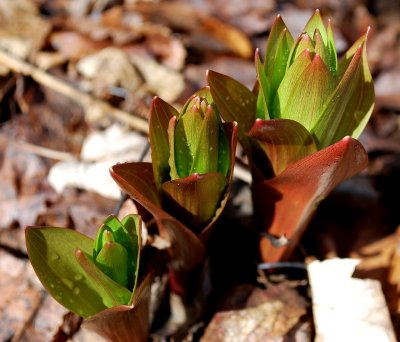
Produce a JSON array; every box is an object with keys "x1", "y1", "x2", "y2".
[
  {"x1": 257, "y1": 262, "x2": 307, "y2": 271},
  {"x1": 0, "y1": 134, "x2": 75, "y2": 161},
  {"x1": 14, "y1": 140, "x2": 75, "y2": 161},
  {"x1": 0, "y1": 48, "x2": 148, "y2": 133}
]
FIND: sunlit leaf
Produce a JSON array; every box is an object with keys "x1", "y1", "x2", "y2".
[
  {"x1": 269, "y1": 30, "x2": 294, "y2": 108},
  {"x1": 162, "y1": 172, "x2": 228, "y2": 229},
  {"x1": 94, "y1": 241, "x2": 129, "y2": 288},
  {"x1": 287, "y1": 33, "x2": 314, "y2": 68},
  {"x1": 312, "y1": 40, "x2": 374, "y2": 148},
  {"x1": 181, "y1": 87, "x2": 214, "y2": 114},
  {"x1": 173, "y1": 105, "x2": 202, "y2": 178},
  {"x1": 207, "y1": 70, "x2": 256, "y2": 140},
  {"x1": 263, "y1": 15, "x2": 294, "y2": 110},
  {"x1": 274, "y1": 51, "x2": 336, "y2": 130},
  {"x1": 303, "y1": 9, "x2": 327, "y2": 44},
  {"x1": 26, "y1": 227, "x2": 132, "y2": 318},
  {"x1": 254, "y1": 137, "x2": 368, "y2": 262},
  {"x1": 191, "y1": 106, "x2": 220, "y2": 175},
  {"x1": 313, "y1": 29, "x2": 330, "y2": 69},
  {"x1": 255, "y1": 50, "x2": 270, "y2": 120},
  {"x1": 326, "y1": 20, "x2": 337, "y2": 74},
  {"x1": 121, "y1": 214, "x2": 141, "y2": 294},
  {"x1": 149, "y1": 97, "x2": 178, "y2": 188},
  {"x1": 264, "y1": 15, "x2": 289, "y2": 60},
  {"x1": 247, "y1": 119, "x2": 317, "y2": 175}
]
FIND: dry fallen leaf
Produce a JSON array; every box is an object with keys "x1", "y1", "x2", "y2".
[
  {"x1": 0, "y1": 0, "x2": 51, "y2": 64},
  {"x1": 50, "y1": 31, "x2": 107, "y2": 60},
  {"x1": 354, "y1": 228, "x2": 400, "y2": 326},
  {"x1": 130, "y1": 54, "x2": 184, "y2": 102},
  {"x1": 130, "y1": 2, "x2": 253, "y2": 59},
  {"x1": 76, "y1": 47, "x2": 143, "y2": 98},
  {"x1": 202, "y1": 284, "x2": 307, "y2": 341},
  {"x1": 0, "y1": 145, "x2": 54, "y2": 228},
  {"x1": 0, "y1": 251, "x2": 43, "y2": 341}
]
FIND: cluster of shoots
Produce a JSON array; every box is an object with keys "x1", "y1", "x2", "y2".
[{"x1": 25, "y1": 10, "x2": 374, "y2": 341}]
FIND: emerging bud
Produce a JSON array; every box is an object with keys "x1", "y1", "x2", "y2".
[
  {"x1": 25, "y1": 215, "x2": 141, "y2": 318},
  {"x1": 256, "y1": 10, "x2": 374, "y2": 149},
  {"x1": 145, "y1": 89, "x2": 237, "y2": 231},
  {"x1": 93, "y1": 215, "x2": 140, "y2": 290},
  {"x1": 169, "y1": 96, "x2": 230, "y2": 180}
]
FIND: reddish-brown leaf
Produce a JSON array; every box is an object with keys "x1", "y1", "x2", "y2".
[
  {"x1": 254, "y1": 137, "x2": 368, "y2": 262},
  {"x1": 247, "y1": 118, "x2": 317, "y2": 176},
  {"x1": 110, "y1": 162, "x2": 204, "y2": 271},
  {"x1": 82, "y1": 274, "x2": 152, "y2": 342},
  {"x1": 149, "y1": 97, "x2": 178, "y2": 188},
  {"x1": 162, "y1": 172, "x2": 228, "y2": 230}
]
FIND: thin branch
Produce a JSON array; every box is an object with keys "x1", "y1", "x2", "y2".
[
  {"x1": 0, "y1": 134, "x2": 75, "y2": 161},
  {"x1": 0, "y1": 48, "x2": 148, "y2": 133}
]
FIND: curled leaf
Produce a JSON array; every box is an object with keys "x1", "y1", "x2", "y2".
[
  {"x1": 254, "y1": 137, "x2": 368, "y2": 262},
  {"x1": 26, "y1": 227, "x2": 132, "y2": 318},
  {"x1": 247, "y1": 119, "x2": 317, "y2": 175},
  {"x1": 110, "y1": 162, "x2": 205, "y2": 271},
  {"x1": 149, "y1": 97, "x2": 178, "y2": 188}
]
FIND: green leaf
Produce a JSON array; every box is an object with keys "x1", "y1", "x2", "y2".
[
  {"x1": 217, "y1": 121, "x2": 231, "y2": 177},
  {"x1": 326, "y1": 20, "x2": 338, "y2": 75},
  {"x1": 149, "y1": 97, "x2": 178, "y2": 188},
  {"x1": 267, "y1": 29, "x2": 294, "y2": 109},
  {"x1": 94, "y1": 215, "x2": 140, "y2": 291},
  {"x1": 254, "y1": 137, "x2": 368, "y2": 262},
  {"x1": 274, "y1": 50, "x2": 336, "y2": 130},
  {"x1": 174, "y1": 101, "x2": 204, "y2": 178},
  {"x1": 94, "y1": 241, "x2": 129, "y2": 288},
  {"x1": 255, "y1": 50, "x2": 270, "y2": 120},
  {"x1": 74, "y1": 250, "x2": 132, "y2": 307},
  {"x1": 247, "y1": 119, "x2": 317, "y2": 175},
  {"x1": 121, "y1": 214, "x2": 141, "y2": 294},
  {"x1": 161, "y1": 172, "x2": 228, "y2": 228},
  {"x1": 26, "y1": 227, "x2": 132, "y2": 318},
  {"x1": 191, "y1": 105, "x2": 219, "y2": 175},
  {"x1": 311, "y1": 39, "x2": 374, "y2": 148},
  {"x1": 264, "y1": 15, "x2": 289, "y2": 61},
  {"x1": 207, "y1": 70, "x2": 257, "y2": 140},
  {"x1": 287, "y1": 33, "x2": 314, "y2": 69},
  {"x1": 263, "y1": 15, "x2": 294, "y2": 110},
  {"x1": 313, "y1": 29, "x2": 331, "y2": 70},
  {"x1": 304, "y1": 9, "x2": 327, "y2": 45},
  {"x1": 181, "y1": 87, "x2": 214, "y2": 114}
]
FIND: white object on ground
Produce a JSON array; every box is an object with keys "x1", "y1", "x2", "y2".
[
  {"x1": 48, "y1": 124, "x2": 148, "y2": 199},
  {"x1": 308, "y1": 258, "x2": 396, "y2": 342}
]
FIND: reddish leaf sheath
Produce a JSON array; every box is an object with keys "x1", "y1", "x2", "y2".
[{"x1": 254, "y1": 137, "x2": 368, "y2": 262}]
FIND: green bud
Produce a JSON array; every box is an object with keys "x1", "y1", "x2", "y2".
[
  {"x1": 256, "y1": 10, "x2": 374, "y2": 149},
  {"x1": 94, "y1": 241, "x2": 129, "y2": 288},
  {"x1": 93, "y1": 215, "x2": 140, "y2": 290},
  {"x1": 25, "y1": 214, "x2": 141, "y2": 318},
  {"x1": 169, "y1": 95, "x2": 230, "y2": 180}
]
